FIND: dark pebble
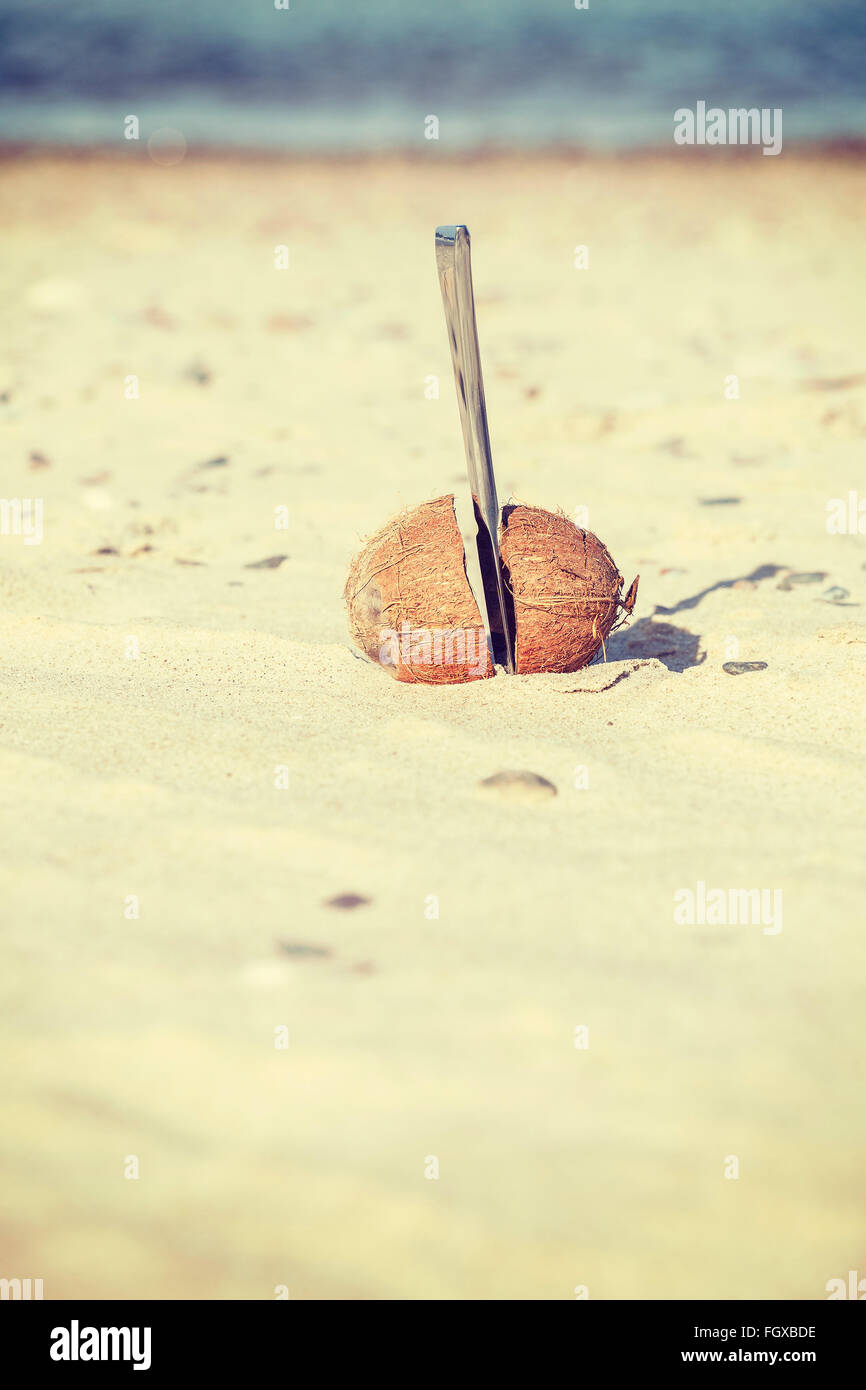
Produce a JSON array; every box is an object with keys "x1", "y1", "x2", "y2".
[
  {"x1": 184, "y1": 360, "x2": 212, "y2": 385},
  {"x1": 477, "y1": 770, "x2": 557, "y2": 803},
  {"x1": 325, "y1": 893, "x2": 372, "y2": 910},
  {"x1": 278, "y1": 942, "x2": 332, "y2": 958},
  {"x1": 723, "y1": 661, "x2": 768, "y2": 675},
  {"x1": 699, "y1": 497, "x2": 742, "y2": 506},
  {"x1": 657, "y1": 437, "x2": 689, "y2": 456},
  {"x1": 244, "y1": 555, "x2": 288, "y2": 570},
  {"x1": 777, "y1": 571, "x2": 826, "y2": 590}
]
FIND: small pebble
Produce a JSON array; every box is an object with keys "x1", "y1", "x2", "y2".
[
  {"x1": 278, "y1": 942, "x2": 331, "y2": 958},
  {"x1": 477, "y1": 770, "x2": 557, "y2": 803},
  {"x1": 325, "y1": 893, "x2": 371, "y2": 910},
  {"x1": 267, "y1": 314, "x2": 313, "y2": 332},
  {"x1": 777, "y1": 571, "x2": 826, "y2": 590},
  {"x1": 244, "y1": 555, "x2": 288, "y2": 570},
  {"x1": 722, "y1": 661, "x2": 768, "y2": 675},
  {"x1": 183, "y1": 359, "x2": 211, "y2": 385},
  {"x1": 143, "y1": 304, "x2": 175, "y2": 330},
  {"x1": 803, "y1": 373, "x2": 866, "y2": 392},
  {"x1": 699, "y1": 497, "x2": 742, "y2": 506},
  {"x1": 819, "y1": 587, "x2": 849, "y2": 604}
]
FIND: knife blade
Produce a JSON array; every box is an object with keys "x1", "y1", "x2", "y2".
[{"x1": 435, "y1": 225, "x2": 516, "y2": 674}]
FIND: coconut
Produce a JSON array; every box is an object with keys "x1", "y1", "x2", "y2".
[
  {"x1": 344, "y1": 495, "x2": 638, "y2": 682},
  {"x1": 344, "y1": 494, "x2": 494, "y2": 684},
  {"x1": 500, "y1": 503, "x2": 639, "y2": 674}
]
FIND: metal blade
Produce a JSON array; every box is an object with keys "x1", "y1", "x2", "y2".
[{"x1": 435, "y1": 225, "x2": 515, "y2": 673}]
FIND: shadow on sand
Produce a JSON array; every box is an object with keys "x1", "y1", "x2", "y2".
[{"x1": 601, "y1": 563, "x2": 786, "y2": 673}]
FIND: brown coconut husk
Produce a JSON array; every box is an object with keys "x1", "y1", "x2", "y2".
[
  {"x1": 499, "y1": 504, "x2": 639, "y2": 674},
  {"x1": 344, "y1": 494, "x2": 494, "y2": 684}
]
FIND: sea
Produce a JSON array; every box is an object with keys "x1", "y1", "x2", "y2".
[{"x1": 0, "y1": 0, "x2": 864, "y2": 151}]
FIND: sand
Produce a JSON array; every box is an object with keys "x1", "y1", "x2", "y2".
[{"x1": 0, "y1": 148, "x2": 864, "y2": 1300}]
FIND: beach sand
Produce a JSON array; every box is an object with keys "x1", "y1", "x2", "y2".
[{"x1": 0, "y1": 148, "x2": 864, "y2": 1299}]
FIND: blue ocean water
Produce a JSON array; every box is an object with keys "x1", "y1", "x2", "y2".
[{"x1": 0, "y1": 0, "x2": 863, "y2": 150}]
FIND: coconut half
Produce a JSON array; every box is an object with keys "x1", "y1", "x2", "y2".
[
  {"x1": 344, "y1": 494, "x2": 494, "y2": 684},
  {"x1": 500, "y1": 503, "x2": 639, "y2": 674}
]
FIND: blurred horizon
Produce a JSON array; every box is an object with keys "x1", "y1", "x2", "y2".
[{"x1": 0, "y1": 0, "x2": 864, "y2": 152}]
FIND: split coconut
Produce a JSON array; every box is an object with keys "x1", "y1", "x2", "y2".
[
  {"x1": 500, "y1": 502, "x2": 639, "y2": 675},
  {"x1": 344, "y1": 494, "x2": 638, "y2": 684}
]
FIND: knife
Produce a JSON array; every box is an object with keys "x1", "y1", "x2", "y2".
[{"x1": 435, "y1": 225, "x2": 516, "y2": 673}]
